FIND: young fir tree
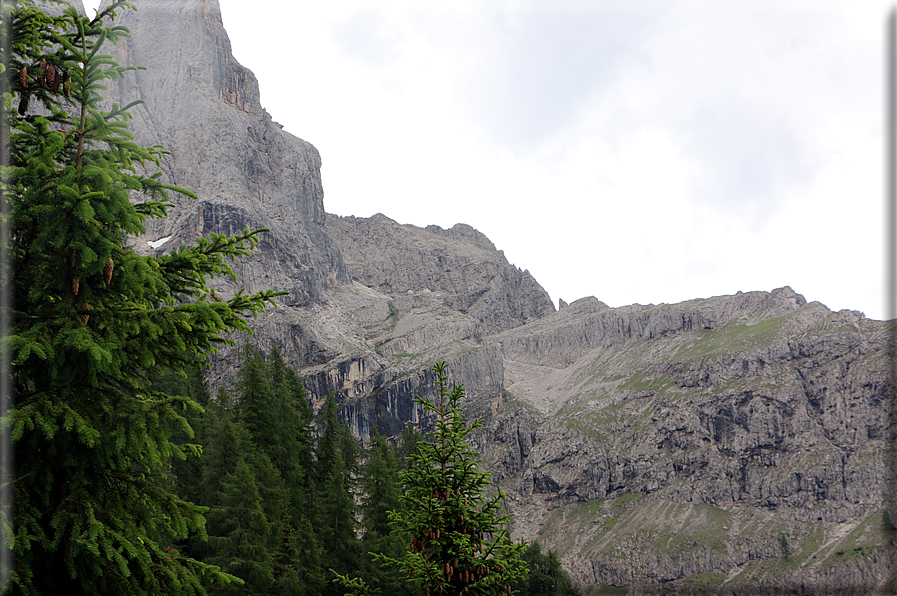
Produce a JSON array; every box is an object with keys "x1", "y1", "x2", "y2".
[
  {"x1": 2, "y1": 2, "x2": 282, "y2": 593},
  {"x1": 338, "y1": 362, "x2": 527, "y2": 596}
]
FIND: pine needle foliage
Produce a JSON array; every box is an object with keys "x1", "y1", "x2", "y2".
[
  {"x1": 1, "y1": 1, "x2": 283, "y2": 593},
  {"x1": 373, "y1": 362, "x2": 527, "y2": 596}
]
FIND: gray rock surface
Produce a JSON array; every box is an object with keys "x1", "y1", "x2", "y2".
[
  {"x1": 326, "y1": 213, "x2": 556, "y2": 335},
  {"x1": 98, "y1": 0, "x2": 349, "y2": 306}
]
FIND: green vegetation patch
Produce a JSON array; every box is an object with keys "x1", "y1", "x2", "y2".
[
  {"x1": 682, "y1": 572, "x2": 726, "y2": 589},
  {"x1": 619, "y1": 371, "x2": 674, "y2": 393},
  {"x1": 387, "y1": 301, "x2": 399, "y2": 330},
  {"x1": 674, "y1": 316, "x2": 785, "y2": 362},
  {"x1": 825, "y1": 510, "x2": 892, "y2": 564}
]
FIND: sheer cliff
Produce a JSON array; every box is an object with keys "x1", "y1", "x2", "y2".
[{"x1": 98, "y1": 0, "x2": 349, "y2": 306}]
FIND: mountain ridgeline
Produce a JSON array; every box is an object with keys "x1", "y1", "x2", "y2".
[{"x1": 91, "y1": 0, "x2": 895, "y2": 593}]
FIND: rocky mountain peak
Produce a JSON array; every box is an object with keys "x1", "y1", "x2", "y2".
[{"x1": 94, "y1": 0, "x2": 349, "y2": 306}]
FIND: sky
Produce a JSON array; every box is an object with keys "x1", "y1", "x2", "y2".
[{"x1": 87, "y1": 1, "x2": 892, "y2": 320}]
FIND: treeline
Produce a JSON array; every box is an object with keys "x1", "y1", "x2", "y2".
[{"x1": 162, "y1": 346, "x2": 579, "y2": 595}]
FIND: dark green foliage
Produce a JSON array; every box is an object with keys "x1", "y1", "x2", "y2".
[
  {"x1": 513, "y1": 542, "x2": 581, "y2": 596},
  {"x1": 198, "y1": 348, "x2": 327, "y2": 595},
  {"x1": 261, "y1": 346, "x2": 315, "y2": 525},
  {"x1": 2, "y1": 2, "x2": 282, "y2": 594},
  {"x1": 315, "y1": 393, "x2": 362, "y2": 592},
  {"x1": 364, "y1": 362, "x2": 527, "y2": 595},
  {"x1": 359, "y1": 431, "x2": 412, "y2": 595},
  {"x1": 778, "y1": 534, "x2": 791, "y2": 561},
  {"x1": 396, "y1": 422, "x2": 424, "y2": 471},
  {"x1": 360, "y1": 431, "x2": 402, "y2": 540},
  {"x1": 150, "y1": 363, "x2": 212, "y2": 507},
  {"x1": 273, "y1": 514, "x2": 326, "y2": 596},
  {"x1": 206, "y1": 459, "x2": 274, "y2": 595}
]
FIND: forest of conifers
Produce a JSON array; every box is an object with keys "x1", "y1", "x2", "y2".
[{"x1": 161, "y1": 346, "x2": 579, "y2": 596}]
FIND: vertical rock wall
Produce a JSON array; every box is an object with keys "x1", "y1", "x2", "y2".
[{"x1": 97, "y1": 0, "x2": 348, "y2": 305}]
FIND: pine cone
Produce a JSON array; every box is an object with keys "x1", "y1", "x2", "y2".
[
  {"x1": 72, "y1": 276, "x2": 80, "y2": 296},
  {"x1": 46, "y1": 63, "x2": 55, "y2": 91},
  {"x1": 64, "y1": 75, "x2": 71, "y2": 98},
  {"x1": 18, "y1": 66, "x2": 27, "y2": 89},
  {"x1": 103, "y1": 257, "x2": 113, "y2": 285},
  {"x1": 81, "y1": 302, "x2": 90, "y2": 325},
  {"x1": 39, "y1": 57, "x2": 47, "y2": 87},
  {"x1": 17, "y1": 93, "x2": 29, "y2": 115}
]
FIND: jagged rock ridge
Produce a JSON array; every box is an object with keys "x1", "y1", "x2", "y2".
[{"x1": 327, "y1": 213, "x2": 556, "y2": 335}]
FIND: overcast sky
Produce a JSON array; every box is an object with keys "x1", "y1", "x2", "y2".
[{"x1": 87, "y1": 1, "x2": 891, "y2": 320}]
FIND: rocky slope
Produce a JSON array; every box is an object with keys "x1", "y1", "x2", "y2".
[
  {"x1": 476, "y1": 289, "x2": 895, "y2": 594},
  {"x1": 327, "y1": 213, "x2": 555, "y2": 335},
  {"x1": 71, "y1": 1, "x2": 895, "y2": 593},
  {"x1": 276, "y1": 268, "x2": 895, "y2": 593}
]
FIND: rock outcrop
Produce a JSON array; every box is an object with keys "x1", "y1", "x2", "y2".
[
  {"x1": 473, "y1": 289, "x2": 894, "y2": 593},
  {"x1": 326, "y1": 213, "x2": 556, "y2": 335}
]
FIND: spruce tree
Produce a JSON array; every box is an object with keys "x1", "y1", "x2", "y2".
[
  {"x1": 1, "y1": 2, "x2": 281, "y2": 593},
  {"x1": 373, "y1": 363, "x2": 527, "y2": 596},
  {"x1": 314, "y1": 393, "x2": 362, "y2": 593},
  {"x1": 512, "y1": 542, "x2": 581, "y2": 596},
  {"x1": 273, "y1": 514, "x2": 326, "y2": 596},
  {"x1": 205, "y1": 459, "x2": 274, "y2": 596},
  {"x1": 359, "y1": 431, "x2": 412, "y2": 595}
]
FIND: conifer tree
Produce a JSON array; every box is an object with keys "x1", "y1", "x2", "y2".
[
  {"x1": 360, "y1": 431, "x2": 403, "y2": 542},
  {"x1": 359, "y1": 431, "x2": 412, "y2": 595},
  {"x1": 512, "y1": 542, "x2": 581, "y2": 596},
  {"x1": 314, "y1": 393, "x2": 362, "y2": 593},
  {"x1": 273, "y1": 514, "x2": 326, "y2": 596},
  {"x1": 245, "y1": 345, "x2": 314, "y2": 525},
  {"x1": 373, "y1": 363, "x2": 527, "y2": 596},
  {"x1": 1, "y1": 2, "x2": 282, "y2": 593},
  {"x1": 206, "y1": 459, "x2": 274, "y2": 596}
]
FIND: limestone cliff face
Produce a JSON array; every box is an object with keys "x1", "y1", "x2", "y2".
[
  {"x1": 326, "y1": 213, "x2": 556, "y2": 335},
  {"x1": 277, "y1": 276, "x2": 894, "y2": 593},
  {"x1": 473, "y1": 290, "x2": 894, "y2": 593},
  {"x1": 98, "y1": 0, "x2": 348, "y2": 306}
]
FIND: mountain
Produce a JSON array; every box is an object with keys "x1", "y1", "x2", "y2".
[{"x1": 90, "y1": 1, "x2": 895, "y2": 593}]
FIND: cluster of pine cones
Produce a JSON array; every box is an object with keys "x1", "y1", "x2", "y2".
[
  {"x1": 17, "y1": 57, "x2": 72, "y2": 115},
  {"x1": 73, "y1": 258, "x2": 114, "y2": 325}
]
